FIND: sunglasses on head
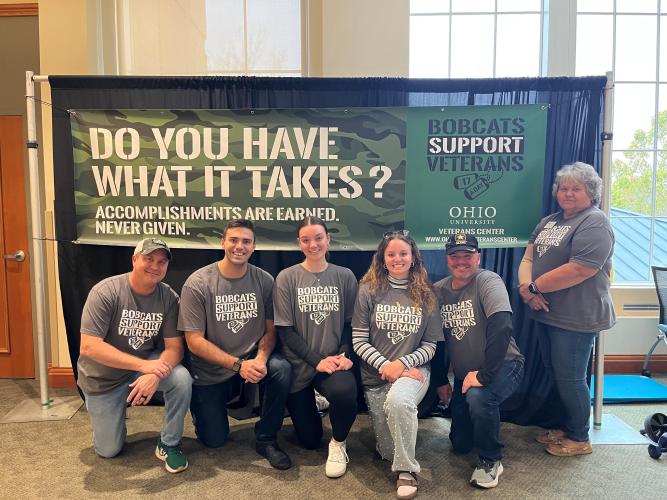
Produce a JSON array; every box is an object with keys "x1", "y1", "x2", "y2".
[{"x1": 382, "y1": 229, "x2": 410, "y2": 239}]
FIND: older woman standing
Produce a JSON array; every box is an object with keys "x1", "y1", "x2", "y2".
[{"x1": 518, "y1": 162, "x2": 615, "y2": 456}]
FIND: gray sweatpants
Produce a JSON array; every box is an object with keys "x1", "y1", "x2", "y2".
[{"x1": 363, "y1": 367, "x2": 430, "y2": 473}]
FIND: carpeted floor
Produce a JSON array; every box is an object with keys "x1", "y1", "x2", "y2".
[{"x1": 2, "y1": 378, "x2": 667, "y2": 499}]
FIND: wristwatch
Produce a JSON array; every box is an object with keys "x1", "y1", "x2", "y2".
[
  {"x1": 231, "y1": 357, "x2": 243, "y2": 373},
  {"x1": 528, "y1": 282, "x2": 541, "y2": 295}
]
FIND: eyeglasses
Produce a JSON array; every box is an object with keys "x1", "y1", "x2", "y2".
[{"x1": 383, "y1": 229, "x2": 410, "y2": 239}]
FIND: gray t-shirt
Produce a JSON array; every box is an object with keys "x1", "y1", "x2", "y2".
[
  {"x1": 530, "y1": 205, "x2": 616, "y2": 332},
  {"x1": 274, "y1": 263, "x2": 358, "y2": 393},
  {"x1": 352, "y1": 283, "x2": 443, "y2": 387},
  {"x1": 77, "y1": 273, "x2": 180, "y2": 395},
  {"x1": 434, "y1": 270, "x2": 522, "y2": 380},
  {"x1": 178, "y1": 263, "x2": 274, "y2": 385}
]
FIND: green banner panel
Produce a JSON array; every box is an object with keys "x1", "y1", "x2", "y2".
[{"x1": 405, "y1": 104, "x2": 547, "y2": 249}]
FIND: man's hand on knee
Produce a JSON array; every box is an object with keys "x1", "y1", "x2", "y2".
[
  {"x1": 462, "y1": 371, "x2": 482, "y2": 394},
  {"x1": 241, "y1": 358, "x2": 267, "y2": 383},
  {"x1": 127, "y1": 374, "x2": 160, "y2": 406}
]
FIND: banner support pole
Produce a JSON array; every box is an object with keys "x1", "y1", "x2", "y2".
[
  {"x1": 593, "y1": 70, "x2": 614, "y2": 430},
  {"x1": 25, "y1": 70, "x2": 51, "y2": 408},
  {"x1": 2, "y1": 72, "x2": 82, "y2": 423}
]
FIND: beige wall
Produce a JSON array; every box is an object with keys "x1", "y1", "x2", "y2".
[
  {"x1": 38, "y1": 0, "x2": 102, "y2": 368},
  {"x1": 320, "y1": 0, "x2": 409, "y2": 77},
  {"x1": 0, "y1": 16, "x2": 40, "y2": 115}
]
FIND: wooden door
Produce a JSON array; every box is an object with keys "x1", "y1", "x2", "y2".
[{"x1": 0, "y1": 116, "x2": 34, "y2": 378}]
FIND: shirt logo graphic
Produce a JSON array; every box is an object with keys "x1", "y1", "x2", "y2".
[
  {"x1": 310, "y1": 311, "x2": 330, "y2": 325},
  {"x1": 440, "y1": 299, "x2": 475, "y2": 341},
  {"x1": 451, "y1": 326, "x2": 468, "y2": 341},
  {"x1": 215, "y1": 293, "x2": 258, "y2": 327},
  {"x1": 228, "y1": 318, "x2": 249, "y2": 333},
  {"x1": 387, "y1": 330, "x2": 411, "y2": 344},
  {"x1": 534, "y1": 225, "x2": 571, "y2": 258},
  {"x1": 128, "y1": 336, "x2": 149, "y2": 350},
  {"x1": 374, "y1": 302, "x2": 422, "y2": 345},
  {"x1": 297, "y1": 285, "x2": 340, "y2": 325},
  {"x1": 118, "y1": 309, "x2": 163, "y2": 351}
]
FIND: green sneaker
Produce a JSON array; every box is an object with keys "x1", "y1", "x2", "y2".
[{"x1": 155, "y1": 439, "x2": 188, "y2": 473}]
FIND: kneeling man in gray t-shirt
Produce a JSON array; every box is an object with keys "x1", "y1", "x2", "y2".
[
  {"x1": 432, "y1": 233, "x2": 524, "y2": 490},
  {"x1": 178, "y1": 219, "x2": 293, "y2": 470},
  {"x1": 78, "y1": 237, "x2": 192, "y2": 473}
]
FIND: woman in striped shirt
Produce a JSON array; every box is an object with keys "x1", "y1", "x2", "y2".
[{"x1": 352, "y1": 230, "x2": 443, "y2": 500}]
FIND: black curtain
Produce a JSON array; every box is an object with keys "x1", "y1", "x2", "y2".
[{"x1": 50, "y1": 76, "x2": 606, "y2": 426}]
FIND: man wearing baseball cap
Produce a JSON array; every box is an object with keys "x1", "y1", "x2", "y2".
[
  {"x1": 432, "y1": 233, "x2": 524, "y2": 489},
  {"x1": 77, "y1": 237, "x2": 192, "y2": 473}
]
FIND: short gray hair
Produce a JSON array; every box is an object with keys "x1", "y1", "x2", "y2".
[{"x1": 552, "y1": 162, "x2": 602, "y2": 206}]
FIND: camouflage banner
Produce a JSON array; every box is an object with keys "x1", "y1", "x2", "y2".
[
  {"x1": 71, "y1": 108, "x2": 406, "y2": 250},
  {"x1": 70, "y1": 105, "x2": 546, "y2": 250}
]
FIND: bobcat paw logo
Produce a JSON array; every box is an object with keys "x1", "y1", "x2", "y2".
[
  {"x1": 128, "y1": 337, "x2": 146, "y2": 350},
  {"x1": 228, "y1": 319, "x2": 248, "y2": 333},
  {"x1": 309, "y1": 311, "x2": 330, "y2": 325},
  {"x1": 451, "y1": 326, "x2": 468, "y2": 341},
  {"x1": 387, "y1": 330, "x2": 410, "y2": 345}
]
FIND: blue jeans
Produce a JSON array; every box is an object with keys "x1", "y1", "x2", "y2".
[
  {"x1": 538, "y1": 323, "x2": 596, "y2": 442},
  {"x1": 449, "y1": 358, "x2": 524, "y2": 461},
  {"x1": 84, "y1": 364, "x2": 193, "y2": 458},
  {"x1": 190, "y1": 354, "x2": 292, "y2": 447}
]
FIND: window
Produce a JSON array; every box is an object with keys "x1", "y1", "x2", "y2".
[
  {"x1": 576, "y1": 1, "x2": 666, "y2": 283},
  {"x1": 205, "y1": 0, "x2": 301, "y2": 75},
  {"x1": 409, "y1": 0, "x2": 543, "y2": 78},
  {"x1": 116, "y1": 0, "x2": 301, "y2": 76}
]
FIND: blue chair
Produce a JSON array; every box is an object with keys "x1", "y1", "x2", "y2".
[{"x1": 641, "y1": 266, "x2": 667, "y2": 377}]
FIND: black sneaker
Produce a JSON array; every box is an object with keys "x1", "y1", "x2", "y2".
[
  {"x1": 256, "y1": 441, "x2": 292, "y2": 470},
  {"x1": 470, "y1": 458, "x2": 503, "y2": 488}
]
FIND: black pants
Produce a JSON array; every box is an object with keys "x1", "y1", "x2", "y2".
[{"x1": 286, "y1": 370, "x2": 358, "y2": 449}]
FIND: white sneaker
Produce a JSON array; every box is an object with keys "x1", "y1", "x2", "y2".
[{"x1": 325, "y1": 439, "x2": 349, "y2": 478}]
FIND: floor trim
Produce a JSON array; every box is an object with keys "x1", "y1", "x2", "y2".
[
  {"x1": 594, "y1": 354, "x2": 667, "y2": 374},
  {"x1": 0, "y1": 3, "x2": 38, "y2": 17},
  {"x1": 47, "y1": 363, "x2": 76, "y2": 388}
]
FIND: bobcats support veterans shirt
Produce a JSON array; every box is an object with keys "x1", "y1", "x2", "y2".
[
  {"x1": 274, "y1": 263, "x2": 357, "y2": 393},
  {"x1": 78, "y1": 273, "x2": 180, "y2": 395},
  {"x1": 178, "y1": 263, "x2": 274, "y2": 385}
]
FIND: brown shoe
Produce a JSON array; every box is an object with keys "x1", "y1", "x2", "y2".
[
  {"x1": 545, "y1": 439, "x2": 593, "y2": 456},
  {"x1": 535, "y1": 429, "x2": 566, "y2": 445}
]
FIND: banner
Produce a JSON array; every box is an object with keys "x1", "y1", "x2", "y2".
[
  {"x1": 405, "y1": 104, "x2": 548, "y2": 249},
  {"x1": 70, "y1": 105, "x2": 546, "y2": 250}
]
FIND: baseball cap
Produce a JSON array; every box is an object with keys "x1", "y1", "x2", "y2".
[
  {"x1": 133, "y1": 237, "x2": 172, "y2": 260},
  {"x1": 445, "y1": 233, "x2": 479, "y2": 255}
]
